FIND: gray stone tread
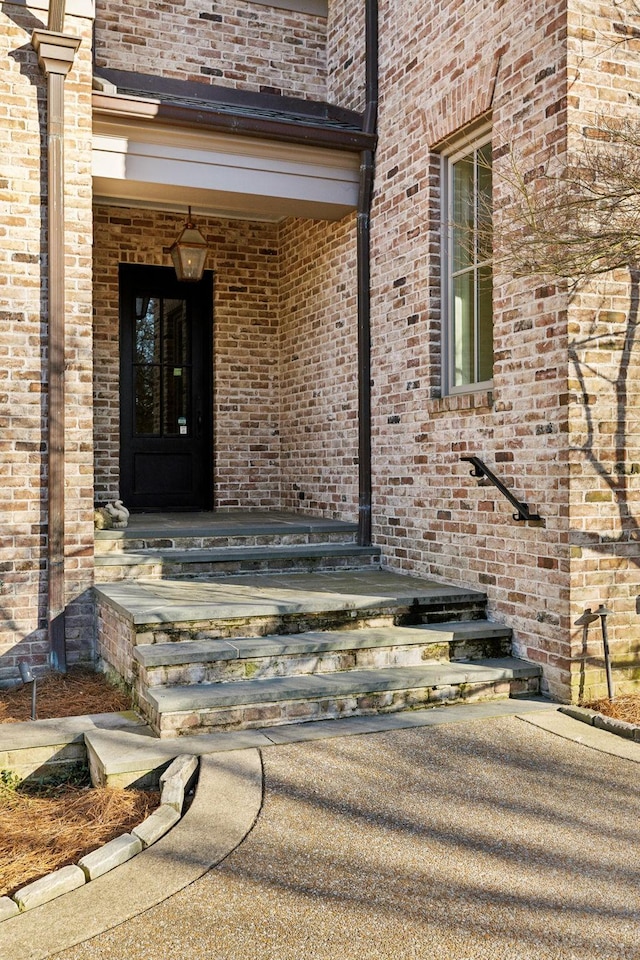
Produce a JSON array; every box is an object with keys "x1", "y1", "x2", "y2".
[
  {"x1": 133, "y1": 622, "x2": 498, "y2": 668},
  {"x1": 95, "y1": 511, "x2": 358, "y2": 542},
  {"x1": 95, "y1": 543, "x2": 380, "y2": 566},
  {"x1": 94, "y1": 569, "x2": 486, "y2": 625},
  {"x1": 414, "y1": 620, "x2": 512, "y2": 639},
  {"x1": 146, "y1": 657, "x2": 541, "y2": 712}
]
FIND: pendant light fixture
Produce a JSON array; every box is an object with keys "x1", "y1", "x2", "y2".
[{"x1": 169, "y1": 206, "x2": 208, "y2": 282}]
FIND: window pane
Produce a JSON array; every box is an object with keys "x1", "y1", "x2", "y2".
[
  {"x1": 134, "y1": 366, "x2": 161, "y2": 435},
  {"x1": 477, "y1": 143, "x2": 493, "y2": 264},
  {"x1": 478, "y1": 265, "x2": 493, "y2": 382},
  {"x1": 446, "y1": 136, "x2": 493, "y2": 392},
  {"x1": 453, "y1": 272, "x2": 475, "y2": 386},
  {"x1": 453, "y1": 155, "x2": 474, "y2": 272}
]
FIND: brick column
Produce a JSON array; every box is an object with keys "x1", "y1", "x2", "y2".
[{"x1": 31, "y1": 29, "x2": 82, "y2": 673}]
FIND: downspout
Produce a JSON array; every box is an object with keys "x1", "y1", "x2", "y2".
[
  {"x1": 32, "y1": 2, "x2": 81, "y2": 672},
  {"x1": 357, "y1": 0, "x2": 378, "y2": 546}
]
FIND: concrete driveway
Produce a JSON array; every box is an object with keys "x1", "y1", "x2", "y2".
[{"x1": 49, "y1": 713, "x2": 639, "y2": 960}]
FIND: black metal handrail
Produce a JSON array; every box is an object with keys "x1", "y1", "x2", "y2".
[{"x1": 461, "y1": 456, "x2": 543, "y2": 523}]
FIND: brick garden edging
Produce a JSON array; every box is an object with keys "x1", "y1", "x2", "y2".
[
  {"x1": 559, "y1": 706, "x2": 640, "y2": 743},
  {"x1": 0, "y1": 755, "x2": 198, "y2": 921}
]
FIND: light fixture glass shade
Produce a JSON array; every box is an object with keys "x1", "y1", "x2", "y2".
[{"x1": 169, "y1": 213, "x2": 208, "y2": 282}]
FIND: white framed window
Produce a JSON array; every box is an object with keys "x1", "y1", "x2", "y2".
[{"x1": 442, "y1": 128, "x2": 493, "y2": 393}]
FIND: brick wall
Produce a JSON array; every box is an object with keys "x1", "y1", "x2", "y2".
[
  {"x1": 94, "y1": 0, "x2": 328, "y2": 101},
  {"x1": 564, "y1": 0, "x2": 640, "y2": 698},
  {"x1": 366, "y1": 0, "x2": 574, "y2": 700},
  {"x1": 0, "y1": 3, "x2": 94, "y2": 679},
  {"x1": 326, "y1": 0, "x2": 366, "y2": 112},
  {"x1": 93, "y1": 206, "x2": 282, "y2": 509},
  {"x1": 278, "y1": 215, "x2": 359, "y2": 519}
]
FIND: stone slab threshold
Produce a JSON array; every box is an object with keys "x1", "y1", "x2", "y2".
[
  {"x1": 95, "y1": 509, "x2": 358, "y2": 542},
  {"x1": 133, "y1": 621, "x2": 512, "y2": 668},
  {"x1": 94, "y1": 569, "x2": 486, "y2": 625},
  {"x1": 0, "y1": 749, "x2": 263, "y2": 960}
]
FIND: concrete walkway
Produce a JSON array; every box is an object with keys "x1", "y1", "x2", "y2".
[{"x1": 29, "y1": 710, "x2": 640, "y2": 960}]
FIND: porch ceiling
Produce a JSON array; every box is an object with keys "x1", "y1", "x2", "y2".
[{"x1": 93, "y1": 112, "x2": 361, "y2": 223}]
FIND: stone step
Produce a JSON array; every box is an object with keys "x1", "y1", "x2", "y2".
[
  {"x1": 94, "y1": 518, "x2": 358, "y2": 556},
  {"x1": 139, "y1": 658, "x2": 542, "y2": 737},
  {"x1": 96, "y1": 570, "x2": 487, "y2": 633},
  {"x1": 0, "y1": 711, "x2": 145, "y2": 782},
  {"x1": 96, "y1": 573, "x2": 488, "y2": 687},
  {"x1": 94, "y1": 543, "x2": 380, "y2": 581},
  {"x1": 133, "y1": 621, "x2": 512, "y2": 688}
]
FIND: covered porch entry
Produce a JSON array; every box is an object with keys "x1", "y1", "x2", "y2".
[{"x1": 91, "y1": 70, "x2": 372, "y2": 530}]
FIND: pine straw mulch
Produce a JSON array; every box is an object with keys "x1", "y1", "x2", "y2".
[
  {"x1": 0, "y1": 667, "x2": 132, "y2": 724},
  {"x1": 582, "y1": 693, "x2": 640, "y2": 726},
  {"x1": 0, "y1": 775, "x2": 159, "y2": 898},
  {"x1": 1, "y1": 667, "x2": 157, "y2": 899}
]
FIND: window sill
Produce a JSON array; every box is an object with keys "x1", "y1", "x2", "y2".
[{"x1": 425, "y1": 389, "x2": 494, "y2": 416}]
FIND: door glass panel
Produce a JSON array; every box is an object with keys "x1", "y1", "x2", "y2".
[
  {"x1": 163, "y1": 299, "x2": 189, "y2": 367},
  {"x1": 163, "y1": 368, "x2": 190, "y2": 436},
  {"x1": 134, "y1": 365, "x2": 161, "y2": 435},
  {"x1": 135, "y1": 298, "x2": 161, "y2": 364},
  {"x1": 162, "y1": 298, "x2": 190, "y2": 436}
]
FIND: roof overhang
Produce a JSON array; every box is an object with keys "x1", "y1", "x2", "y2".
[{"x1": 92, "y1": 78, "x2": 371, "y2": 222}]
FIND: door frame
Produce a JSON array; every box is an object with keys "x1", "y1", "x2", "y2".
[{"x1": 118, "y1": 263, "x2": 214, "y2": 512}]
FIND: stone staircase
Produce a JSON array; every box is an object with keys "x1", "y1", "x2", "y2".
[
  {"x1": 94, "y1": 513, "x2": 379, "y2": 581},
  {"x1": 94, "y1": 514, "x2": 542, "y2": 739}
]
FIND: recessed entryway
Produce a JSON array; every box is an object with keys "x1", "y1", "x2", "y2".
[{"x1": 119, "y1": 264, "x2": 213, "y2": 511}]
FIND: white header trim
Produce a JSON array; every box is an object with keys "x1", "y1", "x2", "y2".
[
  {"x1": 92, "y1": 117, "x2": 358, "y2": 222},
  {"x1": 1, "y1": 0, "x2": 95, "y2": 21}
]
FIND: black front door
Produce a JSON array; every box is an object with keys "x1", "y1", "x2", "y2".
[{"x1": 119, "y1": 264, "x2": 213, "y2": 511}]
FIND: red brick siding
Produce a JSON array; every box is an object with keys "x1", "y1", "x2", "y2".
[
  {"x1": 94, "y1": 0, "x2": 328, "y2": 100},
  {"x1": 564, "y1": 0, "x2": 640, "y2": 697},
  {"x1": 278, "y1": 215, "x2": 359, "y2": 519},
  {"x1": 368, "y1": 0, "x2": 573, "y2": 700}
]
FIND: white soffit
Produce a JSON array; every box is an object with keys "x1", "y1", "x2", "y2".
[{"x1": 92, "y1": 119, "x2": 360, "y2": 222}]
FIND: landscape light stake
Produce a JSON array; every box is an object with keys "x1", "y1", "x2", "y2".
[
  {"x1": 596, "y1": 605, "x2": 615, "y2": 700},
  {"x1": 574, "y1": 608, "x2": 599, "y2": 702},
  {"x1": 18, "y1": 662, "x2": 37, "y2": 721}
]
